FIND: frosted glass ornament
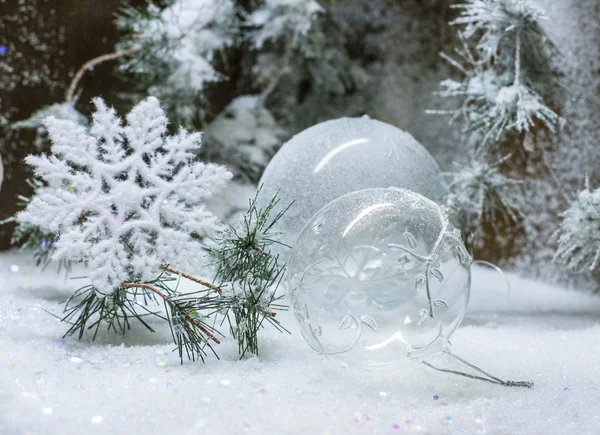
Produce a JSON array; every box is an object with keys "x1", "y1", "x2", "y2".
[
  {"x1": 288, "y1": 187, "x2": 471, "y2": 370},
  {"x1": 257, "y1": 117, "x2": 447, "y2": 255}
]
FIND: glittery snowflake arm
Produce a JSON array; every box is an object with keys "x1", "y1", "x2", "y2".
[{"x1": 19, "y1": 96, "x2": 232, "y2": 294}]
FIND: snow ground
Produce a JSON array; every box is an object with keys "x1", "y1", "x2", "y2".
[{"x1": 1, "y1": 251, "x2": 600, "y2": 435}]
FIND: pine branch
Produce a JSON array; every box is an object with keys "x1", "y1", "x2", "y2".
[
  {"x1": 58, "y1": 283, "x2": 161, "y2": 341},
  {"x1": 56, "y1": 271, "x2": 226, "y2": 364},
  {"x1": 161, "y1": 265, "x2": 222, "y2": 294},
  {"x1": 209, "y1": 189, "x2": 293, "y2": 357},
  {"x1": 555, "y1": 181, "x2": 600, "y2": 274},
  {"x1": 121, "y1": 282, "x2": 221, "y2": 344},
  {"x1": 431, "y1": 0, "x2": 560, "y2": 150}
]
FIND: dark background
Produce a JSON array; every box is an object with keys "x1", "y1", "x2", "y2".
[{"x1": 0, "y1": 0, "x2": 149, "y2": 249}]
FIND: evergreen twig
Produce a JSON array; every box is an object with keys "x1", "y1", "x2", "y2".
[{"x1": 210, "y1": 189, "x2": 293, "y2": 357}]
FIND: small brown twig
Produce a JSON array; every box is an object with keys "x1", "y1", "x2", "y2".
[
  {"x1": 121, "y1": 282, "x2": 220, "y2": 344},
  {"x1": 253, "y1": 247, "x2": 270, "y2": 257},
  {"x1": 65, "y1": 48, "x2": 139, "y2": 103},
  {"x1": 161, "y1": 265, "x2": 222, "y2": 294}
]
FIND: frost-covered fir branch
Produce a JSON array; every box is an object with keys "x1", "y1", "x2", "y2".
[
  {"x1": 554, "y1": 178, "x2": 600, "y2": 276},
  {"x1": 116, "y1": 0, "x2": 240, "y2": 125},
  {"x1": 116, "y1": 0, "x2": 324, "y2": 124},
  {"x1": 246, "y1": 0, "x2": 324, "y2": 51},
  {"x1": 430, "y1": 0, "x2": 560, "y2": 150},
  {"x1": 210, "y1": 190, "x2": 292, "y2": 357},
  {"x1": 0, "y1": 179, "x2": 69, "y2": 272},
  {"x1": 12, "y1": 102, "x2": 88, "y2": 150},
  {"x1": 19, "y1": 96, "x2": 232, "y2": 293},
  {"x1": 113, "y1": 0, "x2": 364, "y2": 182},
  {"x1": 203, "y1": 96, "x2": 285, "y2": 183},
  {"x1": 445, "y1": 156, "x2": 523, "y2": 249},
  {"x1": 451, "y1": 0, "x2": 547, "y2": 57}
]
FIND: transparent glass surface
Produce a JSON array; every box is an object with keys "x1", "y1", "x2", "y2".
[
  {"x1": 288, "y1": 188, "x2": 471, "y2": 371},
  {"x1": 257, "y1": 117, "x2": 447, "y2": 256}
]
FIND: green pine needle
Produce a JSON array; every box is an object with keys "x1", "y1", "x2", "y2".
[{"x1": 210, "y1": 188, "x2": 293, "y2": 358}]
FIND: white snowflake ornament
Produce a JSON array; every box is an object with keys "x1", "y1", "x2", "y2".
[{"x1": 19, "y1": 97, "x2": 232, "y2": 294}]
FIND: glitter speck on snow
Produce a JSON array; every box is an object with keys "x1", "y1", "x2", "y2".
[
  {"x1": 91, "y1": 416, "x2": 103, "y2": 424},
  {"x1": 9, "y1": 264, "x2": 19, "y2": 273}
]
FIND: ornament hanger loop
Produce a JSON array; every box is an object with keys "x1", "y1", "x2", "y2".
[{"x1": 423, "y1": 350, "x2": 534, "y2": 388}]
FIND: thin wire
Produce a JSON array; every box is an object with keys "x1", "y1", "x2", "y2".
[
  {"x1": 473, "y1": 260, "x2": 511, "y2": 297},
  {"x1": 422, "y1": 361, "x2": 504, "y2": 386},
  {"x1": 423, "y1": 351, "x2": 534, "y2": 388},
  {"x1": 446, "y1": 350, "x2": 505, "y2": 384}
]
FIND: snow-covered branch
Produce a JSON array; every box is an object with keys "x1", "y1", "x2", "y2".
[{"x1": 554, "y1": 179, "x2": 600, "y2": 274}]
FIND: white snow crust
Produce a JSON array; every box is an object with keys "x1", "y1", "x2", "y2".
[{"x1": 1, "y1": 252, "x2": 599, "y2": 434}]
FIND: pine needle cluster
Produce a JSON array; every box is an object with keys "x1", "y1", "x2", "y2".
[
  {"x1": 57, "y1": 270, "x2": 224, "y2": 363},
  {"x1": 210, "y1": 189, "x2": 292, "y2": 357}
]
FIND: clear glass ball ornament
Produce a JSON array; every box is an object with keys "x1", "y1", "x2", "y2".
[
  {"x1": 288, "y1": 187, "x2": 471, "y2": 370},
  {"x1": 257, "y1": 117, "x2": 447, "y2": 256}
]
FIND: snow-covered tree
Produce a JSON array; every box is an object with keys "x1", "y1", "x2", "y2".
[
  {"x1": 246, "y1": 0, "x2": 324, "y2": 51},
  {"x1": 554, "y1": 180, "x2": 600, "y2": 278},
  {"x1": 116, "y1": 0, "x2": 326, "y2": 123},
  {"x1": 114, "y1": 0, "x2": 367, "y2": 182},
  {"x1": 431, "y1": 0, "x2": 560, "y2": 150},
  {"x1": 19, "y1": 97, "x2": 232, "y2": 294},
  {"x1": 117, "y1": 0, "x2": 240, "y2": 125},
  {"x1": 432, "y1": 0, "x2": 562, "y2": 253}
]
